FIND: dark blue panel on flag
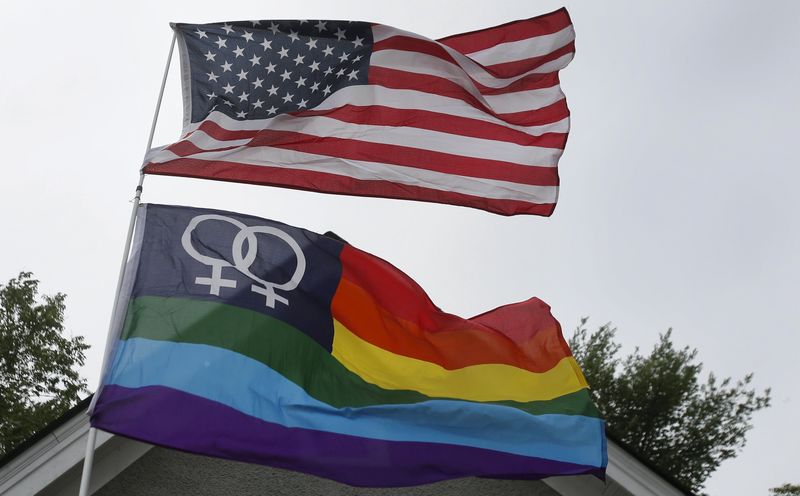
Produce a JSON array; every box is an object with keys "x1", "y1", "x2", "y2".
[
  {"x1": 173, "y1": 20, "x2": 373, "y2": 123},
  {"x1": 132, "y1": 204, "x2": 344, "y2": 350}
]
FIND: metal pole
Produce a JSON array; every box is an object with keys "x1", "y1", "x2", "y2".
[
  {"x1": 77, "y1": 30, "x2": 177, "y2": 496},
  {"x1": 77, "y1": 428, "x2": 97, "y2": 496}
]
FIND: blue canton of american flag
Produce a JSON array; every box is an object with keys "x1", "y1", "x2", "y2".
[
  {"x1": 176, "y1": 20, "x2": 372, "y2": 123},
  {"x1": 148, "y1": 11, "x2": 576, "y2": 216}
]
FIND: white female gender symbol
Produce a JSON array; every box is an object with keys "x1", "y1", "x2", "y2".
[
  {"x1": 181, "y1": 214, "x2": 254, "y2": 296},
  {"x1": 180, "y1": 214, "x2": 306, "y2": 308},
  {"x1": 232, "y1": 225, "x2": 306, "y2": 308}
]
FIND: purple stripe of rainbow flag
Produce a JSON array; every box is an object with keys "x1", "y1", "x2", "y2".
[{"x1": 95, "y1": 385, "x2": 606, "y2": 487}]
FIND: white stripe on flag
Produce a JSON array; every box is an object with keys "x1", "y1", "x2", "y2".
[
  {"x1": 183, "y1": 90, "x2": 570, "y2": 138},
  {"x1": 264, "y1": 115, "x2": 563, "y2": 166},
  {"x1": 371, "y1": 25, "x2": 572, "y2": 88},
  {"x1": 146, "y1": 147, "x2": 559, "y2": 204},
  {"x1": 465, "y1": 26, "x2": 575, "y2": 65},
  {"x1": 370, "y1": 50, "x2": 566, "y2": 113},
  {"x1": 178, "y1": 115, "x2": 564, "y2": 168}
]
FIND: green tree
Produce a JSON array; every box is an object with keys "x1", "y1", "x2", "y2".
[
  {"x1": 771, "y1": 484, "x2": 800, "y2": 496},
  {"x1": 569, "y1": 319, "x2": 770, "y2": 493},
  {"x1": 0, "y1": 272, "x2": 89, "y2": 457}
]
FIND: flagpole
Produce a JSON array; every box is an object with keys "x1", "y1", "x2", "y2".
[{"x1": 77, "y1": 30, "x2": 177, "y2": 496}]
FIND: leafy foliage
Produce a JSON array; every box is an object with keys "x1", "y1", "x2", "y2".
[
  {"x1": 569, "y1": 319, "x2": 770, "y2": 493},
  {"x1": 0, "y1": 272, "x2": 89, "y2": 457},
  {"x1": 771, "y1": 484, "x2": 800, "y2": 496}
]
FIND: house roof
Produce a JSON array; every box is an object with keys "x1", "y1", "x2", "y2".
[
  {"x1": 0, "y1": 395, "x2": 695, "y2": 496},
  {"x1": 0, "y1": 396, "x2": 94, "y2": 470}
]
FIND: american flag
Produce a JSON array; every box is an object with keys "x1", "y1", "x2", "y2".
[{"x1": 144, "y1": 10, "x2": 575, "y2": 216}]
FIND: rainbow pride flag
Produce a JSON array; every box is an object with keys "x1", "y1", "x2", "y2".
[{"x1": 90, "y1": 204, "x2": 606, "y2": 486}]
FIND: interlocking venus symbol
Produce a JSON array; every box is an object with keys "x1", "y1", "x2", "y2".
[{"x1": 180, "y1": 214, "x2": 307, "y2": 308}]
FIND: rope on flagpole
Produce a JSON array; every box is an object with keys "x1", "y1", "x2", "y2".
[{"x1": 78, "y1": 30, "x2": 177, "y2": 496}]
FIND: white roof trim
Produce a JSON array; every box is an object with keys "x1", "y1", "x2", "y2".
[
  {"x1": 605, "y1": 439, "x2": 689, "y2": 496},
  {"x1": 0, "y1": 412, "x2": 152, "y2": 496},
  {"x1": 543, "y1": 440, "x2": 688, "y2": 496}
]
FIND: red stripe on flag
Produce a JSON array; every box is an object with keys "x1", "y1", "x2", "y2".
[
  {"x1": 192, "y1": 120, "x2": 258, "y2": 140},
  {"x1": 334, "y1": 245, "x2": 572, "y2": 372},
  {"x1": 437, "y1": 8, "x2": 572, "y2": 54},
  {"x1": 481, "y1": 42, "x2": 575, "y2": 79},
  {"x1": 241, "y1": 130, "x2": 560, "y2": 185},
  {"x1": 368, "y1": 68, "x2": 569, "y2": 127},
  {"x1": 296, "y1": 104, "x2": 568, "y2": 148},
  {"x1": 369, "y1": 63, "x2": 562, "y2": 97},
  {"x1": 492, "y1": 101, "x2": 569, "y2": 127},
  {"x1": 187, "y1": 110, "x2": 566, "y2": 151},
  {"x1": 373, "y1": 35, "x2": 462, "y2": 68},
  {"x1": 372, "y1": 36, "x2": 572, "y2": 86},
  {"x1": 166, "y1": 139, "x2": 239, "y2": 157},
  {"x1": 472, "y1": 72, "x2": 563, "y2": 95},
  {"x1": 143, "y1": 159, "x2": 556, "y2": 216},
  {"x1": 191, "y1": 107, "x2": 566, "y2": 149}
]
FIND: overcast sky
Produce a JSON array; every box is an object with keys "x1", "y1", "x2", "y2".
[{"x1": 1, "y1": 1, "x2": 798, "y2": 494}]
